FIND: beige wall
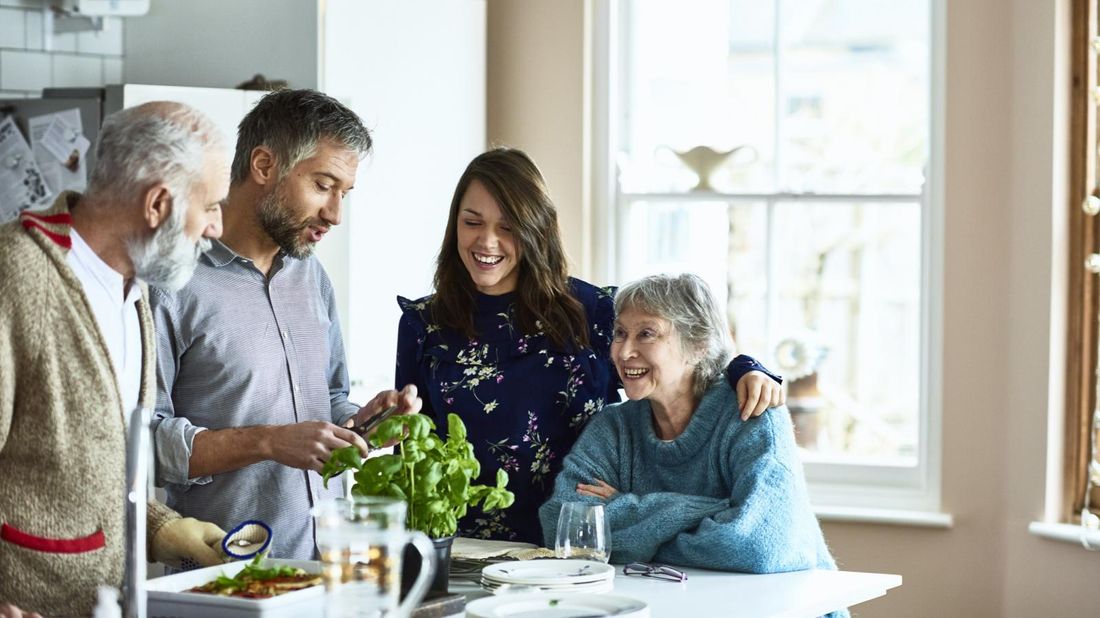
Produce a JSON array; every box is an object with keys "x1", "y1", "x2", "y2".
[
  {"x1": 487, "y1": 0, "x2": 1099, "y2": 615},
  {"x1": 487, "y1": 0, "x2": 589, "y2": 275},
  {"x1": 999, "y1": 0, "x2": 1100, "y2": 615}
]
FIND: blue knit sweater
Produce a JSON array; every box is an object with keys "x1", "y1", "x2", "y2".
[{"x1": 539, "y1": 377, "x2": 843, "y2": 592}]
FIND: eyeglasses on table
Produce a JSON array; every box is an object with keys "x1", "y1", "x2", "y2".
[{"x1": 622, "y1": 561, "x2": 687, "y2": 582}]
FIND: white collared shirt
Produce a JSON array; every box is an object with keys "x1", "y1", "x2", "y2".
[{"x1": 67, "y1": 228, "x2": 143, "y2": 415}]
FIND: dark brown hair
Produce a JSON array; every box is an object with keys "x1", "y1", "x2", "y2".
[
  {"x1": 431, "y1": 147, "x2": 589, "y2": 351},
  {"x1": 231, "y1": 88, "x2": 372, "y2": 185}
]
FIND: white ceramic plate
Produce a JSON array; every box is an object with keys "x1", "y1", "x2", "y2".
[
  {"x1": 482, "y1": 560, "x2": 615, "y2": 585},
  {"x1": 480, "y1": 577, "x2": 615, "y2": 595},
  {"x1": 466, "y1": 592, "x2": 648, "y2": 618}
]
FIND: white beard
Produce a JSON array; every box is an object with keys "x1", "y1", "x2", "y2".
[{"x1": 128, "y1": 200, "x2": 209, "y2": 292}]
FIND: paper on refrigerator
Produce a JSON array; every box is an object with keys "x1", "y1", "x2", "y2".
[
  {"x1": 29, "y1": 109, "x2": 89, "y2": 197},
  {"x1": 41, "y1": 115, "x2": 91, "y2": 167},
  {"x1": 0, "y1": 116, "x2": 52, "y2": 223}
]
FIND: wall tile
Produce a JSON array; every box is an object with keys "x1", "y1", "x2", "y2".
[
  {"x1": 52, "y1": 53, "x2": 100, "y2": 87},
  {"x1": 103, "y1": 56, "x2": 121, "y2": 84},
  {"x1": 0, "y1": 49, "x2": 49, "y2": 91},
  {"x1": 24, "y1": 7, "x2": 41, "y2": 50},
  {"x1": 77, "y1": 17, "x2": 122, "y2": 56},
  {"x1": 0, "y1": 8, "x2": 25, "y2": 48},
  {"x1": 50, "y1": 31, "x2": 76, "y2": 53},
  {"x1": 0, "y1": 7, "x2": 125, "y2": 92}
]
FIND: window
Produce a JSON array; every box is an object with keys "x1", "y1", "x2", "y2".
[
  {"x1": 596, "y1": 0, "x2": 941, "y2": 511},
  {"x1": 1066, "y1": 0, "x2": 1100, "y2": 528}
]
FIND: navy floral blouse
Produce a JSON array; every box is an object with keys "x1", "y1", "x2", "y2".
[{"x1": 395, "y1": 277, "x2": 777, "y2": 544}]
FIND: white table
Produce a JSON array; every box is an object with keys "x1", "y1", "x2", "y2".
[{"x1": 451, "y1": 567, "x2": 901, "y2": 617}]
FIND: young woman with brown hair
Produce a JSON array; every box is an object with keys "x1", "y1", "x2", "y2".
[{"x1": 395, "y1": 147, "x2": 783, "y2": 543}]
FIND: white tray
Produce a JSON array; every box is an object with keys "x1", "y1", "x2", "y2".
[{"x1": 146, "y1": 558, "x2": 324, "y2": 618}]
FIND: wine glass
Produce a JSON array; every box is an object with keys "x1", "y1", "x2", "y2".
[{"x1": 554, "y1": 502, "x2": 611, "y2": 562}]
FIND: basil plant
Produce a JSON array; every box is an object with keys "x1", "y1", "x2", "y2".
[{"x1": 322, "y1": 413, "x2": 515, "y2": 539}]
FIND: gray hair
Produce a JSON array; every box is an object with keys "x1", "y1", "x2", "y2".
[
  {"x1": 126, "y1": 190, "x2": 211, "y2": 292},
  {"x1": 87, "y1": 101, "x2": 224, "y2": 206},
  {"x1": 614, "y1": 273, "x2": 733, "y2": 398},
  {"x1": 230, "y1": 88, "x2": 372, "y2": 185}
]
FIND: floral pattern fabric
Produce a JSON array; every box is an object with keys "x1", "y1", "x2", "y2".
[{"x1": 395, "y1": 278, "x2": 618, "y2": 544}]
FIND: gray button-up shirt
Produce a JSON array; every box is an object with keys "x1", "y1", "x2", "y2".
[{"x1": 150, "y1": 240, "x2": 359, "y2": 560}]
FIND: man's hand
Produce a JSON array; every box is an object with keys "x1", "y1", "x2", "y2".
[
  {"x1": 0, "y1": 604, "x2": 42, "y2": 618},
  {"x1": 346, "y1": 384, "x2": 423, "y2": 430},
  {"x1": 576, "y1": 479, "x2": 619, "y2": 500},
  {"x1": 151, "y1": 517, "x2": 226, "y2": 569},
  {"x1": 265, "y1": 421, "x2": 369, "y2": 472},
  {"x1": 736, "y1": 370, "x2": 786, "y2": 421}
]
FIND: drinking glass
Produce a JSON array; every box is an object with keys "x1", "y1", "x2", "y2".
[
  {"x1": 313, "y1": 496, "x2": 435, "y2": 618},
  {"x1": 554, "y1": 502, "x2": 611, "y2": 562}
]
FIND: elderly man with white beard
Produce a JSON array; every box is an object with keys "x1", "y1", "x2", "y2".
[{"x1": 0, "y1": 101, "x2": 231, "y2": 618}]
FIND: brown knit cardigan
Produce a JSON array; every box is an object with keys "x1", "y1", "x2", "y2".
[{"x1": 0, "y1": 193, "x2": 179, "y2": 616}]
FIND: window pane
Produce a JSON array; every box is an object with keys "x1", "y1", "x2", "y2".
[
  {"x1": 620, "y1": 1, "x2": 775, "y2": 193},
  {"x1": 779, "y1": 0, "x2": 929, "y2": 193},
  {"x1": 619, "y1": 0, "x2": 928, "y2": 195},
  {"x1": 615, "y1": 0, "x2": 930, "y2": 467},
  {"x1": 618, "y1": 200, "x2": 734, "y2": 308},
  {"x1": 747, "y1": 202, "x2": 922, "y2": 463},
  {"x1": 621, "y1": 200, "x2": 921, "y2": 463}
]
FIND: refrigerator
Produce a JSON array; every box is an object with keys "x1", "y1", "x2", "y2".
[{"x1": 0, "y1": 84, "x2": 264, "y2": 222}]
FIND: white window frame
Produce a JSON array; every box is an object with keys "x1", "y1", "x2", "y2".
[{"x1": 587, "y1": 0, "x2": 948, "y2": 520}]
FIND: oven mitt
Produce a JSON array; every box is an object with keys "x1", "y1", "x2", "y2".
[
  {"x1": 151, "y1": 517, "x2": 226, "y2": 570},
  {"x1": 219, "y1": 520, "x2": 273, "y2": 561}
]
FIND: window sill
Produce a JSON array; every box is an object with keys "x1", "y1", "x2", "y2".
[
  {"x1": 1027, "y1": 521, "x2": 1100, "y2": 549},
  {"x1": 815, "y1": 505, "x2": 953, "y2": 528}
]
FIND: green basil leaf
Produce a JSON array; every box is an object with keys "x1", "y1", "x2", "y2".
[
  {"x1": 371, "y1": 417, "x2": 407, "y2": 446},
  {"x1": 320, "y1": 446, "x2": 362, "y2": 488},
  {"x1": 386, "y1": 482, "x2": 407, "y2": 500},
  {"x1": 405, "y1": 414, "x2": 432, "y2": 440},
  {"x1": 446, "y1": 413, "x2": 468, "y2": 443},
  {"x1": 363, "y1": 454, "x2": 403, "y2": 477}
]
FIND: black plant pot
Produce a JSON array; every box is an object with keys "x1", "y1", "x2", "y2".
[{"x1": 401, "y1": 534, "x2": 453, "y2": 601}]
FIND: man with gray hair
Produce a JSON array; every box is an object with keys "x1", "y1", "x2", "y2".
[
  {"x1": 0, "y1": 102, "x2": 231, "y2": 617},
  {"x1": 151, "y1": 89, "x2": 422, "y2": 560}
]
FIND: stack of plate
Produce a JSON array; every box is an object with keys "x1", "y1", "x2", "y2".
[{"x1": 480, "y1": 559, "x2": 616, "y2": 595}]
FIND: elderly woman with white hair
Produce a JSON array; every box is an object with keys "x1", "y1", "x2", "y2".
[{"x1": 539, "y1": 273, "x2": 841, "y2": 585}]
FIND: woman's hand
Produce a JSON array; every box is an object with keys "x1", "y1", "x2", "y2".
[
  {"x1": 736, "y1": 370, "x2": 786, "y2": 421},
  {"x1": 576, "y1": 479, "x2": 618, "y2": 500}
]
